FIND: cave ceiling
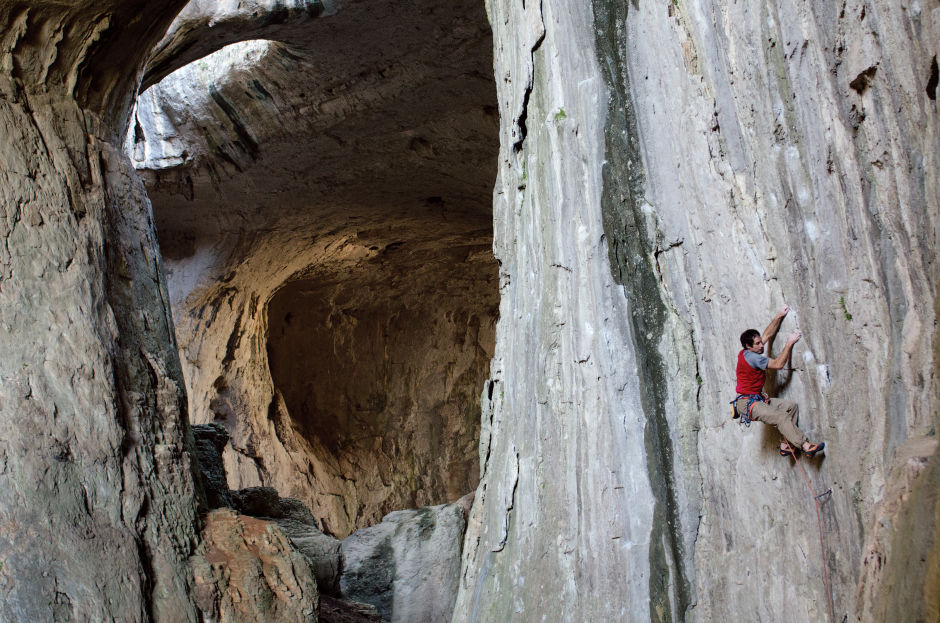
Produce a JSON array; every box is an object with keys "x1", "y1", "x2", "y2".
[{"x1": 135, "y1": 0, "x2": 498, "y2": 263}]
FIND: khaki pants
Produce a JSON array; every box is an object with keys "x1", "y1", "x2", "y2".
[{"x1": 736, "y1": 398, "x2": 808, "y2": 448}]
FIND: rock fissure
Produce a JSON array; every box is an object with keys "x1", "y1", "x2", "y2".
[
  {"x1": 511, "y1": 0, "x2": 546, "y2": 156},
  {"x1": 491, "y1": 449, "x2": 519, "y2": 553}
]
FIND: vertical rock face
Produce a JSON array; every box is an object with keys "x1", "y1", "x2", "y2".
[
  {"x1": 0, "y1": 2, "x2": 201, "y2": 621},
  {"x1": 455, "y1": 2, "x2": 668, "y2": 619},
  {"x1": 456, "y1": 0, "x2": 937, "y2": 622},
  {"x1": 2, "y1": 0, "x2": 937, "y2": 621},
  {"x1": 854, "y1": 438, "x2": 939, "y2": 621}
]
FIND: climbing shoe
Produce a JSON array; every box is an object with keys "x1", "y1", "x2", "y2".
[
  {"x1": 804, "y1": 442, "x2": 825, "y2": 458},
  {"x1": 779, "y1": 442, "x2": 795, "y2": 458}
]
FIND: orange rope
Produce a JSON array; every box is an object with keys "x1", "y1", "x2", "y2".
[{"x1": 793, "y1": 454, "x2": 835, "y2": 623}]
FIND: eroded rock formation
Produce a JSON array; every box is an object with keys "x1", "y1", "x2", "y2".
[
  {"x1": 0, "y1": 2, "x2": 201, "y2": 621},
  {"x1": 132, "y1": 0, "x2": 499, "y2": 538},
  {"x1": 455, "y1": 1, "x2": 938, "y2": 622},
  {"x1": 191, "y1": 508, "x2": 320, "y2": 622},
  {"x1": 341, "y1": 494, "x2": 473, "y2": 622},
  {"x1": 1, "y1": 0, "x2": 937, "y2": 621},
  {"x1": 192, "y1": 407, "x2": 470, "y2": 623}
]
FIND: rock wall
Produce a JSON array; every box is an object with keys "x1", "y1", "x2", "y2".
[
  {"x1": 455, "y1": 0, "x2": 938, "y2": 622},
  {"x1": 2, "y1": 0, "x2": 937, "y2": 621},
  {"x1": 0, "y1": 1, "x2": 202, "y2": 621}
]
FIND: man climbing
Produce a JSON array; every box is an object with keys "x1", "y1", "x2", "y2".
[{"x1": 732, "y1": 305, "x2": 825, "y2": 458}]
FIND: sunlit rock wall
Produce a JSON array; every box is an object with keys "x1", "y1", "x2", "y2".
[
  {"x1": 133, "y1": 0, "x2": 500, "y2": 538},
  {"x1": 455, "y1": 0, "x2": 938, "y2": 622}
]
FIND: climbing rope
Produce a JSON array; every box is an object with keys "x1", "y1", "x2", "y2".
[{"x1": 792, "y1": 454, "x2": 835, "y2": 623}]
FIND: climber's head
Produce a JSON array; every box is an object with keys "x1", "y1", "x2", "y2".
[{"x1": 740, "y1": 329, "x2": 763, "y2": 353}]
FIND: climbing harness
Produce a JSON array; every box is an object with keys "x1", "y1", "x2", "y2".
[
  {"x1": 791, "y1": 452, "x2": 836, "y2": 623},
  {"x1": 729, "y1": 394, "x2": 765, "y2": 426}
]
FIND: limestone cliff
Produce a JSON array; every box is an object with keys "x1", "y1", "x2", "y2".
[
  {"x1": 0, "y1": 0, "x2": 937, "y2": 621},
  {"x1": 454, "y1": 0, "x2": 938, "y2": 622}
]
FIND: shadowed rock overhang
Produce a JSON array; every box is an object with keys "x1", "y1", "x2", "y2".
[{"x1": 132, "y1": 0, "x2": 499, "y2": 537}]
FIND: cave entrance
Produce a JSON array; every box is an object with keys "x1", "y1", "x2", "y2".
[
  {"x1": 134, "y1": 0, "x2": 499, "y2": 539},
  {"x1": 266, "y1": 228, "x2": 497, "y2": 537}
]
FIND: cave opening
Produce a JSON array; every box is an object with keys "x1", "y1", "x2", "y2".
[
  {"x1": 133, "y1": 0, "x2": 499, "y2": 538},
  {"x1": 266, "y1": 229, "x2": 498, "y2": 536}
]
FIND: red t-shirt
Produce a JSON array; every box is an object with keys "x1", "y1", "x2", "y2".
[{"x1": 735, "y1": 349, "x2": 767, "y2": 394}]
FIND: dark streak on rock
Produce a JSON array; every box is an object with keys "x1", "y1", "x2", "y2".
[
  {"x1": 250, "y1": 79, "x2": 273, "y2": 100},
  {"x1": 926, "y1": 56, "x2": 938, "y2": 101},
  {"x1": 342, "y1": 536, "x2": 396, "y2": 619},
  {"x1": 209, "y1": 85, "x2": 260, "y2": 161},
  {"x1": 492, "y1": 451, "x2": 519, "y2": 553},
  {"x1": 221, "y1": 310, "x2": 243, "y2": 367},
  {"x1": 591, "y1": 1, "x2": 692, "y2": 621}
]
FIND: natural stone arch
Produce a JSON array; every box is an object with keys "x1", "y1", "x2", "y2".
[
  {"x1": 132, "y1": 0, "x2": 500, "y2": 538},
  {"x1": 142, "y1": 0, "x2": 338, "y2": 91}
]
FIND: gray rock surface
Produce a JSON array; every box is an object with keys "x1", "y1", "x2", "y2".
[
  {"x1": 855, "y1": 438, "x2": 939, "y2": 621},
  {"x1": 341, "y1": 499, "x2": 469, "y2": 622},
  {"x1": 455, "y1": 1, "x2": 938, "y2": 622},
  {"x1": 0, "y1": 1, "x2": 201, "y2": 620},
  {"x1": 142, "y1": 0, "x2": 338, "y2": 91},
  {"x1": 278, "y1": 517, "x2": 345, "y2": 597},
  {"x1": 193, "y1": 423, "x2": 236, "y2": 508}
]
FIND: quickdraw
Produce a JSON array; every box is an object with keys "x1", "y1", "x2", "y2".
[{"x1": 729, "y1": 394, "x2": 765, "y2": 426}]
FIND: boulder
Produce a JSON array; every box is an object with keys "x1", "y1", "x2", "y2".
[
  {"x1": 191, "y1": 423, "x2": 235, "y2": 509},
  {"x1": 340, "y1": 500, "x2": 468, "y2": 622},
  {"x1": 230, "y1": 486, "x2": 344, "y2": 595},
  {"x1": 190, "y1": 509, "x2": 319, "y2": 623}
]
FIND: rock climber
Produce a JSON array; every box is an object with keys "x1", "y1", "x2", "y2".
[{"x1": 732, "y1": 305, "x2": 825, "y2": 458}]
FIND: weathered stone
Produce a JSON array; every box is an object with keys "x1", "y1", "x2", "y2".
[
  {"x1": 142, "y1": 0, "x2": 338, "y2": 91},
  {"x1": 0, "y1": 2, "x2": 200, "y2": 620},
  {"x1": 2, "y1": 0, "x2": 938, "y2": 621},
  {"x1": 341, "y1": 501, "x2": 468, "y2": 622},
  {"x1": 278, "y1": 518, "x2": 345, "y2": 597},
  {"x1": 198, "y1": 433, "x2": 346, "y2": 596},
  {"x1": 319, "y1": 595, "x2": 386, "y2": 623},
  {"x1": 232, "y1": 485, "x2": 282, "y2": 516},
  {"x1": 455, "y1": 0, "x2": 938, "y2": 622},
  {"x1": 133, "y1": 0, "x2": 499, "y2": 538},
  {"x1": 856, "y1": 438, "x2": 940, "y2": 622},
  {"x1": 190, "y1": 508, "x2": 319, "y2": 623},
  {"x1": 192, "y1": 423, "x2": 235, "y2": 509}
]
